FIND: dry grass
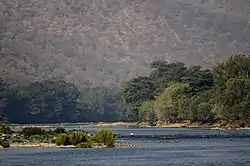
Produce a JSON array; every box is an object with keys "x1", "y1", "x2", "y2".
[{"x1": 10, "y1": 143, "x2": 75, "y2": 148}]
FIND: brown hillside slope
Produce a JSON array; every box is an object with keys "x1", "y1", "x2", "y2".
[{"x1": 1, "y1": 0, "x2": 250, "y2": 87}]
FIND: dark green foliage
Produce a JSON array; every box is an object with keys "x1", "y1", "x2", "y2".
[
  {"x1": 22, "y1": 127, "x2": 44, "y2": 138},
  {"x1": 121, "y1": 76, "x2": 156, "y2": 121},
  {"x1": 123, "y1": 55, "x2": 250, "y2": 126},
  {"x1": 53, "y1": 127, "x2": 66, "y2": 134},
  {"x1": 1, "y1": 54, "x2": 250, "y2": 125},
  {"x1": 0, "y1": 79, "x2": 128, "y2": 123},
  {"x1": 196, "y1": 103, "x2": 214, "y2": 123},
  {"x1": 55, "y1": 131, "x2": 88, "y2": 146},
  {"x1": 0, "y1": 139, "x2": 10, "y2": 148},
  {"x1": 76, "y1": 142, "x2": 92, "y2": 148},
  {"x1": 212, "y1": 55, "x2": 250, "y2": 123},
  {"x1": 12, "y1": 137, "x2": 24, "y2": 143},
  {"x1": 0, "y1": 123, "x2": 12, "y2": 134},
  {"x1": 92, "y1": 129, "x2": 116, "y2": 148},
  {"x1": 150, "y1": 61, "x2": 187, "y2": 85},
  {"x1": 55, "y1": 134, "x2": 70, "y2": 146},
  {"x1": 68, "y1": 131, "x2": 87, "y2": 146},
  {"x1": 51, "y1": 138, "x2": 56, "y2": 144},
  {"x1": 213, "y1": 54, "x2": 250, "y2": 86},
  {"x1": 181, "y1": 66, "x2": 213, "y2": 93},
  {"x1": 29, "y1": 134, "x2": 54, "y2": 141},
  {"x1": 77, "y1": 87, "x2": 128, "y2": 122},
  {"x1": 122, "y1": 76, "x2": 156, "y2": 106},
  {"x1": 67, "y1": 129, "x2": 85, "y2": 133},
  {"x1": 0, "y1": 79, "x2": 10, "y2": 121}
]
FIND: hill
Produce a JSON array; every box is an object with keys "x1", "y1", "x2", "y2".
[{"x1": 1, "y1": 0, "x2": 250, "y2": 87}]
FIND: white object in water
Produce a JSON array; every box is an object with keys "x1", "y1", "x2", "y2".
[{"x1": 130, "y1": 133, "x2": 134, "y2": 136}]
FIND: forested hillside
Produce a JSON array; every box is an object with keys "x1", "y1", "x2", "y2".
[
  {"x1": 1, "y1": 0, "x2": 250, "y2": 124},
  {"x1": 1, "y1": 0, "x2": 250, "y2": 87},
  {"x1": 1, "y1": 54, "x2": 250, "y2": 125}
]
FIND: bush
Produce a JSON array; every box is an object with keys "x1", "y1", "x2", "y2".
[
  {"x1": 55, "y1": 131, "x2": 89, "y2": 146},
  {"x1": 55, "y1": 134, "x2": 70, "y2": 146},
  {"x1": 51, "y1": 138, "x2": 56, "y2": 144},
  {"x1": 92, "y1": 129, "x2": 116, "y2": 148},
  {"x1": 68, "y1": 131, "x2": 87, "y2": 146},
  {"x1": 0, "y1": 139, "x2": 10, "y2": 148},
  {"x1": 53, "y1": 127, "x2": 66, "y2": 134},
  {"x1": 29, "y1": 134, "x2": 54, "y2": 141},
  {"x1": 76, "y1": 142, "x2": 92, "y2": 148},
  {"x1": 68, "y1": 129, "x2": 85, "y2": 133},
  {"x1": 0, "y1": 123, "x2": 12, "y2": 134},
  {"x1": 197, "y1": 102, "x2": 214, "y2": 123},
  {"x1": 12, "y1": 137, "x2": 24, "y2": 143},
  {"x1": 22, "y1": 127, "x2": 44, "y2": 138}
]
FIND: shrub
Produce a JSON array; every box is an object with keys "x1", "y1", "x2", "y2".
[
  {"x1": 197, "y1": 102, "x2": 214, "y2": 123},
  {"x1": 92, "y1": 129, "x2": 116, "y2": 148},
  {"x1": 0, "y1": 139, "x2": 10, "y2": 148},
  {"x1": 12, "y1": 137, "x2": 24, "y2": 143},
  {"x1": 51, "y1": 138, "x2": 56, "y2": 144},
  {"x1": 68, "y1": 131, "x2": 87, "y2": 146},
  {"x1": 55, "y1": 134, "x2": 70, "y2": 146},
  {"x1": 0, "y1": 123, "x2": 12, "y2": 134},
  {"x1": 22, "y1": 127, "x2": 44, "y2": 138},
  {"x1": 53, "y1": 127, "x2": 66, "y2": 134},
  {"x1": 76, "y1": 142, "x2": 92, "y2": 148},
  {"x1": 29, "y1": 134, "x2": 54, "y2": 141},
  {"x1": 68, "y1": 129, "x2": 85, "y2": 133}
]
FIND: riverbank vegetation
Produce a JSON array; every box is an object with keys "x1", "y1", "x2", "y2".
[
  {"x1": 0, "y1": 124, "x2": 118, "y2": 149},
  {"x1": 122, "y1": 54, "x2": 250, "y2": 128},
  {"x1": 1, "y1": 54, "x2": 250, "y2": 129},
  {"x1": 0, "y1": 81, "x2": 129, "y2": 123}
]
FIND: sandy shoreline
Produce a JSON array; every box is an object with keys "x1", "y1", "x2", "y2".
[
  {"x1": 10, "y1": 143, "x2": 75, "y2": 148},
  {"x1": 95, "y1": 122, "x2": 250, "y2": 130},
  {"x1": 11, "y1": 122, "x2": 250, "y2": 131},
  {"x1": 7, "y1": 141, "x2": 135, "y2": 149}
]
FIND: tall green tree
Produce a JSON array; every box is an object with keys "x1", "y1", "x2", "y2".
[
  {"x1": 121, "y1": 76, "x2": 156, "y2": 121},
  {"x1": 154, "y1": 83, "x2": 190, "y2": 123},
  {"x1": 181, "y1": 65, "x2": 213, "y2": 93},
  {"x1": 149, "y1": 61, "x2": 187, "y2": 87}
]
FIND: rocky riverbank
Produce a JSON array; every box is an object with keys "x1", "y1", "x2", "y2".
[
  {"x1": 9, "y1": 141, "x2": 135, "y2": 149},
  {"x1": 94, "y1": 121, "x2": 250, "y2": 130}
]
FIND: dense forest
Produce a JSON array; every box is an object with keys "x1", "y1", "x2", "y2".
[
  {"x1": 122, "y1": 54, "x2": 250, "y2": 127},
  {"x1": 0, "y1": 80, "x2": 129, "y2": 123},
  {"x1": 1, "y1": 54, "x2": 250, "y2": 126}
]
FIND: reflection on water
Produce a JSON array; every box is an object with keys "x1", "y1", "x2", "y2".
[{"x1": 1, "y1": 126, "x2": 250, "y2": 166}]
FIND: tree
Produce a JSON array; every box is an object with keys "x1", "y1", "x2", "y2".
[
  {"x1": 0, "y1": 78, "x2": 10, "y2": 121},
  {"x1": 149, "y1": 61, "x2": 187, "y2": 87},
  {"x1": 213, "y1": 78, "x2": 250, "y2": 121},
  {"x1": 213, "y1": 54, "x2": 250, "y2": 87},
  {"x1": 138, "y1": 101, "x2": 156, "y2": 123},
  {"x1": 212, "y1": 55, "x2": 250, "y2": 122},
  {"x1": 121, "y1": 76, "x2": 156, "y2": 121},
  {"x1": 196, "y1": 102, "x2": 214, "y2": 123},
  {"x1": 154, "y1": 83, "x2": 190, "y2": 123},
  {"x1": 181, "y1": 65, "x2": 213, "y2": 93}
]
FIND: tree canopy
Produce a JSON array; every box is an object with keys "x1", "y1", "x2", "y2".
[
  {"x1": 1, "y1": 54, "x2": 250, "y2": 126},
  {"x1": 0, "y1": 80, "x2": 128, "y2": 123},
  {"x1": 122, "y1": 54, "x2": 250, "y2": 126}
]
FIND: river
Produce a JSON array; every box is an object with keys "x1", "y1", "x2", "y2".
[{"x1": 1, "y1": 126, "x2": 250, "y2": 166}]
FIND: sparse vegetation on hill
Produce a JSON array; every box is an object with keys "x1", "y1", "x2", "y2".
[
  {"x1": 1, "y1": 0, "x2": 250, "y2": 87},
  {"x1": 1, "y1": 1, "x2": 250, "y2": 126}
]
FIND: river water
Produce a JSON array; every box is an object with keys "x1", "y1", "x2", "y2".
[{"x1": 1, "y1": 127, "x2": 250, "y2": 166}]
